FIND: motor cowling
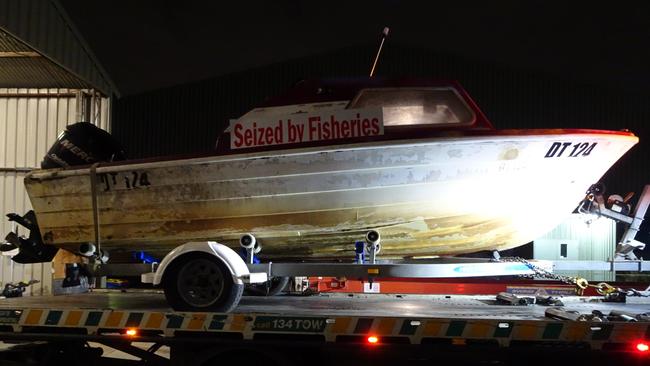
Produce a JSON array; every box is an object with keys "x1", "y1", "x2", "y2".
[{"x1": 41, "y1": 122, "x2": 126, "y2": 169}]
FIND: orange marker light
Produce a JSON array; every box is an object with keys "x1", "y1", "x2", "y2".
[
  {"x1": 636, "y1": 342, "x2": 649, "y2": 352},
  {"x1": 126, "y1": 328, "x2": 138, "y2": 336},
  {"x1": 367, "y1": 335, "x2": 379, "y2": 344}
]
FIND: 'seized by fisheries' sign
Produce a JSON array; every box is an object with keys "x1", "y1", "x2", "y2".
[{"x1": 230, "y1": 108, "x2": 384, "y2": 149}]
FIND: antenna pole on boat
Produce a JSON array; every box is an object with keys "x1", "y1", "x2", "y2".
[{"x1": 369, "y1": 27, "x2": 390, "y2": 78}]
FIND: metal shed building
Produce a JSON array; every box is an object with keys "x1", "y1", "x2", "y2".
[{"x1": 0, "y1": 0, "x2": 114, "y2": 295}]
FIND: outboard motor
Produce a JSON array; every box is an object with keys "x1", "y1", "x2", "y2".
[
  {"x1": 2, "y1": 123, "x2": 126, "y2": 263},
  {"x1": 41, "y1": 122, "x2": 126, "y2": 169}
]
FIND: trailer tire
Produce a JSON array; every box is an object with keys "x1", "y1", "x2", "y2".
[{"x1": 163, "y1": 253, "x2": 243, "y2": 312}]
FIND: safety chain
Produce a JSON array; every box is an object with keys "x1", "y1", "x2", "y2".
[
  {"x1": 499, "y1": 256, "x2": 650, "y2": 297},
  {"x1": 500, "y1": 256, "x2": 590, "y2": 295}
]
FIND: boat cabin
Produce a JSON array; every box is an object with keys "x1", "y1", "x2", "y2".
[{"x1": 216, "y1": 78, "x2": 494, "y2": 154}]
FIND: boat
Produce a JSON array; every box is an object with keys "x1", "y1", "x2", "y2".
[{"x1": 10, "y1": 78, "x2": 638, "y2": 262}]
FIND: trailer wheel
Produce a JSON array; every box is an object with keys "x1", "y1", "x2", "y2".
[{"x1": 163, "y1": 253, "x2": 243, "y2": 312}]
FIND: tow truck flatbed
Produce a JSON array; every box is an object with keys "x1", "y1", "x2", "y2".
[
  {"x1": 0, "y1": 291, "x2": 647, "y2": 343},
  {"x1": 0, "y1": 292, "x2": 648, "y2": 365},
  {"x1": 0, "y1": 291, "x2": 649, "y2": 320}
]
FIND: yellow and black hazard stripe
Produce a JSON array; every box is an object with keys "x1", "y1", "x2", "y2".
[{"x1": 4, "y1": 308, "x2": 648, "y2": 348}]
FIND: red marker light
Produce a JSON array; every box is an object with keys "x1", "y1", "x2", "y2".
[
  {"x1": 125, "y1": 328, "x2": 138, "y2": 336},
  {"x1": 367, "y1": 335, "x2": 379, "y2": 344},
  {"x1": 636, "y1": 342, "x2": 649, "y2": 352}
]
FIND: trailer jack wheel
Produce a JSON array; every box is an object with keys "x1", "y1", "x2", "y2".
[{"x1": 163, "y1": 253, "x2": 243, "y2": 312}]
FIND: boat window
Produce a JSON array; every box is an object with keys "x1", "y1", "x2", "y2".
[
  {"x1": 349, "y1": 88, "x2": 475, "y2": 126},
  {"x1": 239, "y1": 101, "x2": 349, "y2": 119}
]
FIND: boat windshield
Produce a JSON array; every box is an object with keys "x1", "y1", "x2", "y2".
[
  {"x1": 239, "y1": 101, "x2": 349, "y2": 120},
  {"x1": 349, "y1": 87, "x2": 475, "y2": 126}
]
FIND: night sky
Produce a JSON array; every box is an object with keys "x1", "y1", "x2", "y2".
[{"x1": 60, "y1": 1, "x2": 650, "y2": 96}]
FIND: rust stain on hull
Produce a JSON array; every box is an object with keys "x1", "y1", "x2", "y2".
[{"x1": 51, "y1": 213, "x2": 518, "y2": 260}]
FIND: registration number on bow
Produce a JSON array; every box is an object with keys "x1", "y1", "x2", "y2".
[{"x1": 544, "y1": 142, "x2": 597, "y2": 158}]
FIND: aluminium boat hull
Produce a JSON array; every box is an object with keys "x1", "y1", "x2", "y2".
[{"x1": 24, "y1": 130, "x2": 637, "y2": 260}]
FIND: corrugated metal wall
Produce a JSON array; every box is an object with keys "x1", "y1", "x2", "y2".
[
  {"x1": 0, "y1": 88, "x2": 110, "y2": 295},
  {"x1": 112, "y1": 44, "x2": 650, "y2": 197},
  {"x1": 534, "y1": 215, "x2": 616, "y2": 281}
]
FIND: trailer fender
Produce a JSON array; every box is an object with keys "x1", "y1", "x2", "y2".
[{"x1": 146, "y1": 241, "x2": 265, "y2": 286}]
